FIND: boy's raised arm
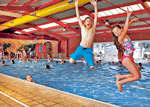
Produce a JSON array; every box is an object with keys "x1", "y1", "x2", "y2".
[
  {"x1": 75, "y1": 0, "x2": 84, "y2": 27},
  {"x1": 91, "y1": 0, "x2": 98, "y2": 28}
]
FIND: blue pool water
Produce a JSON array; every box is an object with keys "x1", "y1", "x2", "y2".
[{"x1": 0, "y1": 59, "x2": 150, "y2": 107}]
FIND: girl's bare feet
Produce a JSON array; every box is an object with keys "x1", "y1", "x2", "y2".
[{"x1": 116, "y1": 81, "x2": 124, "y2": 91}]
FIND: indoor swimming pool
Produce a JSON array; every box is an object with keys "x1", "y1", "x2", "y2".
[{"x1": 0, "y1": 59, "x2": 150, "y2": 107}]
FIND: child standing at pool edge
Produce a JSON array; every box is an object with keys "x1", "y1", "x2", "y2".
[
  {"x1": 111, "y1": 7, "x2": 141, "y2": 91},
  {"x1": 69, "y1": 0, "x2": 98, "y2": 69}
]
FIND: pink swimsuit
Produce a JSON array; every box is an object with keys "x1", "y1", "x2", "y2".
[{"x1": 121, "y1": 35, "x2": 135, "y2": 62}]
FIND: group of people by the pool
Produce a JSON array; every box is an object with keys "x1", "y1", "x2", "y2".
[{"x1": 0, "y1": 0, "x2": 144, "y2": 92}]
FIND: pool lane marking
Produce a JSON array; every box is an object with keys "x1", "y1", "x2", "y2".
[{"x1": 0, "y1": 91, "x2": 29, "y2": 107}]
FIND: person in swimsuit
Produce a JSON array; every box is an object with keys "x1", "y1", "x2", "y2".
[
  {"x1": 25, "y1": 75, "x2": 35, "y2": 83},
  {"x1": 1, "y1": 61, "x2": 6, "y2": 66},
  {"x1": 138, "y1": 63, "x2": 144, "y2": 69},
  {"x1": 47, "y1": 56, "x2": 53, "y2": 62},
  {"x1": 69, "y1": 0, "x2": 98, "y2": 69},
  {"x1": 10, "y1": 60, "x2": 15, "y2": 64},
  {"x1": 46, "y1": 65, "x2": 52, "y2": 69},
  {"x1": 112, "y1": 61, "x2": 115, "y2": 65},
  {"x1": 111, "y1": 7, "x2": 141, "y2": 91},
  {"x1": 118, "y1": 61, "x2": 122, "y2": 66}
]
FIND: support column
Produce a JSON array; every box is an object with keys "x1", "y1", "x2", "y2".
[
  {"x1": 58, "y1": 40, "x2": 61, "y2": 58},
  {"x1": 111, "y1": 43, "x2": 113, "y2": 60},
  {"x1": 104, "y1": 43, "x2": 106, "y2": 60},
  {"x1": 65, "y1": 39, "x2": 68, "y2": 58},
  {"x1": 140, "y1": 42, "x2": 142, "y2": 60}
]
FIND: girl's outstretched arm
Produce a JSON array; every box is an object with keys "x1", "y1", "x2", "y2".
[
  {"x1": 75, "y1": 0, "x2": 84, "y2": 27},
  {"x1": 129, "y1": 18, "x2": 139, "y2": 27},
  {"x1": 91, "y1": 0, "x2": 98, "y2": 29},
  {"x1": 118, "y1": 7, "x2": 132, "y2": 43}
]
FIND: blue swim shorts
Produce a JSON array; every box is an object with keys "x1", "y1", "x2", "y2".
[{"x1": 70, "y1": 45, "x2": 94, "y2": 66}]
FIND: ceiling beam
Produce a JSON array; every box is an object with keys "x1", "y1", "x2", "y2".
[
  {"x1": 0, "y1": 16, "x2": 14, "y2": 21},
  {"x1": 79, "y1": 7, "x2": 112, "y2": 29},
  {"x1": 20, "y1": 31, "x2": 37, "y2": 37},
  {"x1": 63, "y1": 24, "x2": 150, "y2": 38},
  {"x1": 24, "y1": 23, "x2": 67, "y2": 40},
  {"x1": 67, "y1": 28, "x2": 150, "y2": 39},
  {"x1": 0, "y1": 10, "x2": 22, "y2": 18},
  {"x1": 59, "y1": 1, "x2": 140, "y2": 21},
  {"x1": 0, "y1": 6, "x2": 35, "y2": 13},
  {"x1": 14, "y1": 30, "x2": 58, "y2": 40},
  {"x1": 65, "y1": 10, "x2": 146, "y2": 26},
  {"x1": 24, "y1": 25, "x2": 61, "y2": 34},
  {"x1": 103, "y1": 0, "x2": 150, "y2": 25},
  {"x1": 7, "y1": 0, "x2": 20, "y2": 6},
  {"x1": 38, "y1": 0, "x2": 61, "y2": 9},
  {"x1": 110, "y1": 17, "x2": 150, "y2": 25},
  {"x1": 23, "y1": 0, "x2": 38, "y2": 7},
  {"x1": 94, "y1": 28, "x2": 150, "y2": 36},
  {"x1": 45, "y1": 16, "x2": 81, "y2": 35},
  {"x1": 0, "y1": 33, "x2": 37, "y2": 40},
  {"x1": 137, "y1": 0, "x2": 150, "y2": 16},
  {"x1": 0, "y1": 9, "x2": 147, "y2": 24},
  {"x1": 101, "y1": 10, "x2": 146, "y2": 20},
  {"x1": 61, "y1": 33, "x2": 76, "y2": 37},
  {"x1": 17, "y1": 16, "x2": 150, "y2": 37}
]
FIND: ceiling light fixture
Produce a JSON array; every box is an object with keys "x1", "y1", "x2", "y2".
[
  {"x1": 105, "y1": 20, "x2": 109, "y2": 26},
  {"x1": 63, "y1": 27, "x2": 67, "y2": 31}
]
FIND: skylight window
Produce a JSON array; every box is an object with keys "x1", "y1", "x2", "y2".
[
  {"x1": 61, "y1": 15, "x2": 90, "y2": 23},
  {"x1": 22, "y1": 28, "x2": 37, "y2": 32},
  {"x1": 98, "y1": 12, "x2": 107, "y2": 17},
  {"x1": 129, "y1": 27, "x2": 150, "y2": 31},
  {"x1": 138, "y1": 4, "x2": 144, "y2": 9},
  {"x1": 22, "y1": 29, "x2": 32, "y2": 32},
  {"x1": 38, "y1": 23, "x2": 59, "y2": 29},
  {"x1": 115, "y1": 8, "x2": 125, "y2": 13},
  {"x1": 80, "y1": 15, "x2": 90, "y2": 20},
  {"x1": 103, "y1": 10, "x2": 113, "y2": 16},
  {"x1": 93, "y1": 13, "x2": 101, "y2": 17},
  {"x1": 29, "y1": 28, "x2": 37, "y2": 30},
  {"x1": 95, "y1": 32, "x2": 104, "y2": 34},
  {"x1": 98, "y1": 14, "x2": 101, "y2": 17},
  {"x1": 14, "y1": 31, "x2": 21, "y2": 34},
  {"x1": 61, "y1": 17, "x2": 78, "y2": 23},
  {"x1": 130, "y1": 5, "x2": 141, "y2": 11},
  {"x1": 109, "y1": 9, "x2": 119, "y2": 15},
  {"x1": 121, "y1": 6, "x2": 133, "y2": 12},
  {"x1": 146, "y1": 1, "x2": 150, "y2": 7}
]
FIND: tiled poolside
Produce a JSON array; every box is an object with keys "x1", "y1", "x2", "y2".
[{"x1": 0, "y1": 73, "x2": 118, "y2": 107}]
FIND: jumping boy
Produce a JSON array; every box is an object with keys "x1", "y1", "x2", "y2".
[{"x1": 69, "y1": 0, "x2": 98, "y2": 69}]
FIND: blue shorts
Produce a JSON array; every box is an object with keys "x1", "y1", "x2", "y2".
[{"x1": 70, "y1": 45, "x2": 94, "y2": 66}]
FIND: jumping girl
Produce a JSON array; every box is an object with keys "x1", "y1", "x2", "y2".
[{"x1": 111, "y1": 7, "x2": 141, "y2": 91}]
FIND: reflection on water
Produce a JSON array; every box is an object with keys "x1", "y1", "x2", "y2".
[{"x1": 0, "y1": 59, "x2": 150, "y2": 107}]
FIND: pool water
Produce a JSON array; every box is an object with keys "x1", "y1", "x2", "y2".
[{"x1": 0, "y1": 59, "x2": 150, "y2": 107}]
